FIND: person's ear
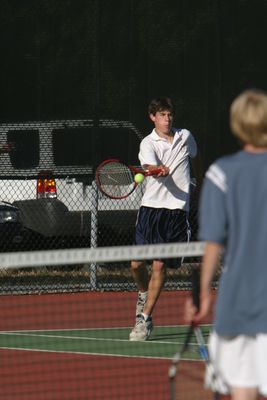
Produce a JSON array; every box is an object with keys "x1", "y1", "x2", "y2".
[{"x1": 149, "y1": 113, "x2": 156, "y2": 123}]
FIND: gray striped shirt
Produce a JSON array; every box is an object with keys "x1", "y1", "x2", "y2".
[{"x1": 199, "y1": 150, "x2": 267, "y2": 335}]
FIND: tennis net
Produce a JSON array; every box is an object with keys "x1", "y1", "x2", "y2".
[{"x1": 0, "y1": 241, "x2": 218, "y2": 400}]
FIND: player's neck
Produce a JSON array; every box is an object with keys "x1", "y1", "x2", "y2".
[
  {"x1": 243, "y1": 144, "x2": 267, "y2": 153},
  {"x1": 155, "y1": 129, "x2": 174, "y2": 143}
]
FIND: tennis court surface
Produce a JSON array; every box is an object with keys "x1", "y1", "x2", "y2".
[{"x1": 0, "y1": 243, "x2": 215, "y2": 399}]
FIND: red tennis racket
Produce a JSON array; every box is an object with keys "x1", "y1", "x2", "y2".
[{"x1": 95, "y1": 159, "x2": 162, "y2": 199}]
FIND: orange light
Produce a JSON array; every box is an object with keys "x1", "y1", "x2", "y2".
[{"x1": 37, "y1": 172, "x2": 57, "y2": 199}]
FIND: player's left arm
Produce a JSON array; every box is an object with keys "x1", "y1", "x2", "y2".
[
  {"x1": 186, "y1": 131, "x2": 203, "y2": 198},
  {"x1": 190, "y1": 151, "x2": 203, "y2": 199}
]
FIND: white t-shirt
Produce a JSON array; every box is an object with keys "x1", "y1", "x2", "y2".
[{"x1": 139, "y1": 128, "x2": 197, "y2": 210}]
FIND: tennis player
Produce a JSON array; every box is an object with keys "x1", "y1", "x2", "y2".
[
  {"x1": 129, "y1": 96, "x2": 201, "y2": 341},
  {"x1": 186, "y1": 89, "x2": 267, "y2": 399}
]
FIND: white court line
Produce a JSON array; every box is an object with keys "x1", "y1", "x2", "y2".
[
  {"x1": 0, "y1": 325, "x2": 211, "y2": 347},
  {"x1": 0, "y1": 331, "x2": 198, "y2": 346},
  {"x1": 0, "y1": 346, "x2": 203, "y2": 361},
  {"x1": 0, "y1": 326, "x2": 210, "y2": 359},
  {"x1": 0, "y1": 323, "x2": 211, "y2": 333}
]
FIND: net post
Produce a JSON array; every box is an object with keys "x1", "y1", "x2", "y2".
[{"x1": 90, "y1": 180, "x2": 99, "y2": 289}]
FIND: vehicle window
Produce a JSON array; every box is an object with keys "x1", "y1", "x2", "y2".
[
  {"x1": 52, "y1": 128, "x2": 93, "y2": 166},
  {"x1": 52, "y1": 127, "x2": 141, "y2": 167},
  {"x1": 95, "y1": 128, "x2": 140, "y2": 166},
  {"x1": 7, "y1": 129, "x2": 39, "y2": 169}
]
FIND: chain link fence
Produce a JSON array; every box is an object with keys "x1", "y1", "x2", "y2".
[
  {"x1": 0, "y1": 119, "x2": 199, "y2": 294},
  {"x1": 0, "y1": 118, "x2": 142, "y2": 250}
]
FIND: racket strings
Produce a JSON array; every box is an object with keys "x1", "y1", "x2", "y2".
[{"x1": 98, "y1": 162, "x2": 135, "y2": 197}]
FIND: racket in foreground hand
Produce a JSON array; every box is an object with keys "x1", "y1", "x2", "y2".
[
  {"x1": 168, "y1": 318, "x2": 196, "y2": 400},
  {"x1": 191, "y1": 267, "x2": 227, "y2": 398},
  {"x1": 169, "y1": 268, "x2": 222, "y2": 400},
  {"x1": 95, "y1": 159, "x2": 162, "y2": 199},
  {"x1": 193, "y1": 326, "x2": 227, "y2": 398}
]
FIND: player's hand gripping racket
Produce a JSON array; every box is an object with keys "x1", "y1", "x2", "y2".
[
  {"x1": 169, "y1": 267, "x2": 221, "y2": 400},
  {"x1": 95, "y1": 159, "x2": 163, "y2": 199}
]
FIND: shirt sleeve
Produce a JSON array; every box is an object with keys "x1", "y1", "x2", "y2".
[
  {"x1": 138, "y1": 138, "x2": 159, "y2": 166},
  {"x1": 187, "y1": 132, "x2": 197, "y2": 158},
  {"x1": 198, "y1": 163, "x2": 227, "y2": 244}
]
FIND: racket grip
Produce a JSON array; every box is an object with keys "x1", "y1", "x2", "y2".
[{"x1": 198, "y1": 345, "x2": 209, "y2": 360}]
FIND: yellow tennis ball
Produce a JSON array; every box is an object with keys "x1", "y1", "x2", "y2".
[{"x1": 134, "y1": 173, "x2": 145, "y2": 184}]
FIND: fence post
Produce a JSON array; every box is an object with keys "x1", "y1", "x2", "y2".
[{"x1": 90, "y1": 180, "x2": 98, "y2": 289}]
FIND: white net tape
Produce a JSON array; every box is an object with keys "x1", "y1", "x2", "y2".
[{"x1": 0, "y1": 241, "x2": 205, "y2": 269}]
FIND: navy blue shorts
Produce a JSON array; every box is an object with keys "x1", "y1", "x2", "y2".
[{"x1": 134, "y1": 206, "x2": 191, "y2": 268}]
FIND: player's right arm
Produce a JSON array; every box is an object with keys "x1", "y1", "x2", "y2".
[
  {"x1": 185, "y1": 161, "x2": 227, "y2": 324},
  {"x1": 145, "y1": 164, "x2": 169, "y2": 176},
  {"x1": 139, "y1": 138, "x2": 169, "y2": 176}
]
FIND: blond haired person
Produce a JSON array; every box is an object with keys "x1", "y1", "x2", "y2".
[{"x1": 186, "y1": 89, "x2": 267, "y2": 400}]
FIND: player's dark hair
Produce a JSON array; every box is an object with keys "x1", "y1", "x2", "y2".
[{"x1": 148, "y1": 97, "x2": 175, "y2": 116}]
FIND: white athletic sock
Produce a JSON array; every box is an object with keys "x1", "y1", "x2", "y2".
[
  {"x1": 138, "y1": 291, "x2": 148, "y2": 300},
  {"x1": 142, "y1": 312, "x2": 150, "y2": 321}
]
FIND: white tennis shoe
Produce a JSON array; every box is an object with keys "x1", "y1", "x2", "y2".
[{"x1": 129, "y1": 314, "x2": 153, "y2": 341}]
